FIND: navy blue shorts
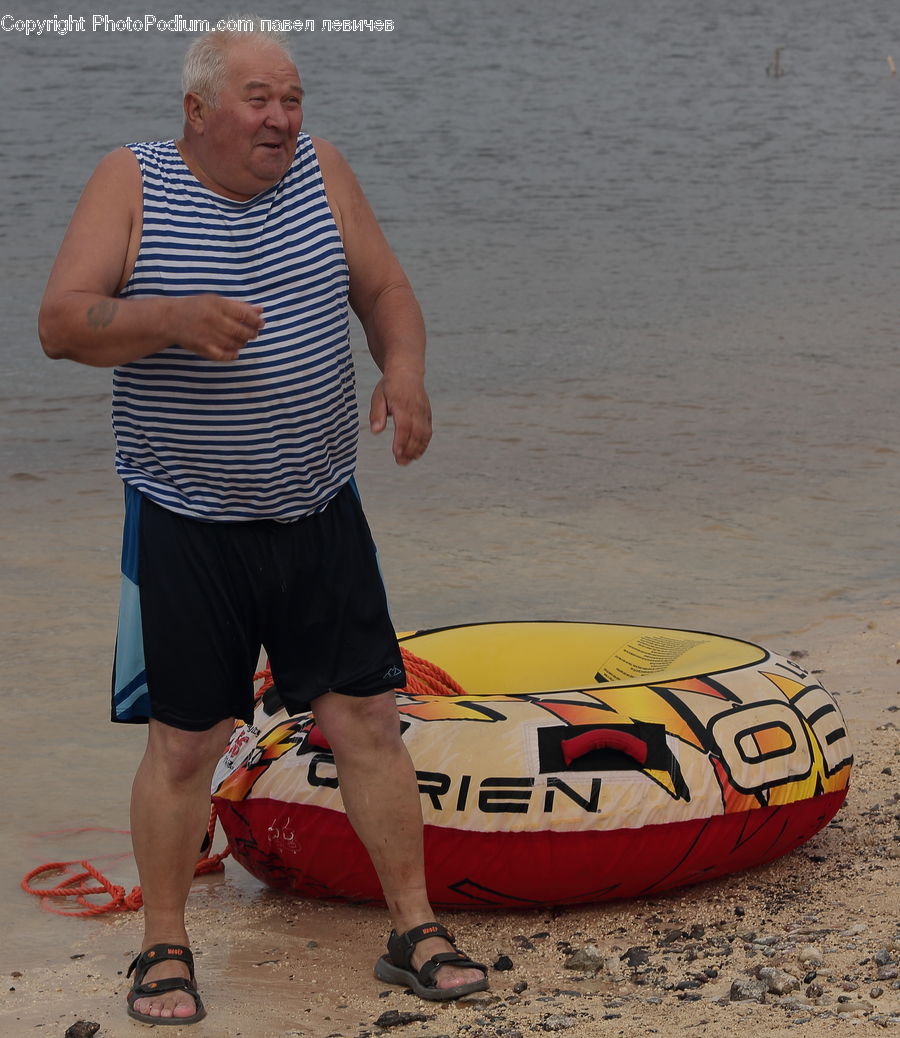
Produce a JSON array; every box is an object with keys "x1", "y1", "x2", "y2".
[{"x1": 111, "y1": 480, "x2": 406, "y2": 731}]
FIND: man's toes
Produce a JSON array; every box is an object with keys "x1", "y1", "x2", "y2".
[
  {"x1": 133, "y1": 991, "x2": 197, "y2": 1018},
  {"x1": 132, "y1": 996, "x2": 160, "y2": 1017},
  {"x1": 435, "y1": 964, "x2": 482, "y2": 990}
]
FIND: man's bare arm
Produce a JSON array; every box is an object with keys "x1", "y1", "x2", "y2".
[
  {"x1": 315, "y1": 137, "x2": 432, "y2": 464},
  {"x1": 39, "y1": 148, "x2": 265, "y2": 367}
]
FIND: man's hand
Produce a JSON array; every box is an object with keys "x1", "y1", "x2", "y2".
[
  {"x1": 167, "y1": 295, "x2": 265, "y2": 361},
  {"x1": 369, "y1": 370, "x2": 432, "y2": 465}
]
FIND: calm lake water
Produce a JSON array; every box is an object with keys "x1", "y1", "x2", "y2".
[{"x1": 1, "y1": 0, "x2": 898, "y2": 953}]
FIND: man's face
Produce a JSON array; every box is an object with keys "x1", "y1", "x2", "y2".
[{"x1": 192, "y1": 40, "x2": 304, "y2": 199}]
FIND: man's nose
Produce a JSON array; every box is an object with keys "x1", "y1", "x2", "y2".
[{"x1": 265, "y1": 103, "x2": 290, "y2": 129}]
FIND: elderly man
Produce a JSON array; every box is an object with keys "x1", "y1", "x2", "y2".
[{"x1": 39, "y1": 26, "x2": 487, "y2": 1025}]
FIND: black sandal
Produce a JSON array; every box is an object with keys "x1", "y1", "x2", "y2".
[
  {"x1": 373, "y1": 922, "x2": 489, "y2": 1001},
  {"x1": 126, "y1": 943, "x2": 206, "y2": 1025}
]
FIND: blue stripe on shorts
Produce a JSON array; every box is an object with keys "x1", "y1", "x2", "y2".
[{"x1": 111, "y1": 484, "x2": 151, "y2": 722}]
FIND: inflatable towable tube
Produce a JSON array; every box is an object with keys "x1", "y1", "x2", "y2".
[{"x1": 211, "y1": 622, "x2": 853, "y2": 908}]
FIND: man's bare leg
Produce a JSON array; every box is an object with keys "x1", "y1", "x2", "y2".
[
  {"x1": 311, "y1": 691, "x2": 485, "y2": 993},
  {"x1": 128, "y1": 717, "x2": 234, "y2": 1020}
]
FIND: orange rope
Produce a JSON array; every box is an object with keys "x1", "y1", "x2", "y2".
[
  {"x1": 22, "y1": 859, "x2": 145, "y2": 917},
  {"x1": 23, "y1": 649, "x2": 465, "y2": 916},
  {"x1": 398, "y1": 646, "x2": 469, "y2": 697},
  {"x1": 22, "y1": 806, "x2": 228, "y2": 917},
  {"x1": 254, "y1": 647, "x2": 468, "y2": 700},
  {"x1": 253, "y1": 662, "x2": 275, "y2": 702}
]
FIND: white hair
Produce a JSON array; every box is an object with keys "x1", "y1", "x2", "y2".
[{"x1": 182, "y1": 17, "x2": 291, "y2": 107}]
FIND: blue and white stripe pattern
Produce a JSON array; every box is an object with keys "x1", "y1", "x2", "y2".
[
  {"x1": 111, "y1": 484, "x2": 150, "y2": 722},
  {"x1": 113, "y1": 133, "x2": 357, "y2": 521}
]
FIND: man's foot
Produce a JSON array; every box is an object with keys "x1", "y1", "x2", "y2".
[
  {"x1": 411, "y1": 933, "x2": 487, "y2": 992},
  {"x1": 374, "y1": 923, "x2": 488, "y2": 1001},
  {"x1": 126, "y1": 943, "x2": 206, "y2": 1024}
]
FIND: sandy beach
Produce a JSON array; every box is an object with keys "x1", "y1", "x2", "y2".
[{"x1": 4, "y1": 595, "x2": 898, "y2": 1037}]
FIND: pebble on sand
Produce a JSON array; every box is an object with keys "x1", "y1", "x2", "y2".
[{"x1": 64, "y1": 1023, "x2": 100, "y2": 1038}]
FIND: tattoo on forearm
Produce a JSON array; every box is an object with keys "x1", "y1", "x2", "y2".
[{"x1": 86, "y1": 300, "x2": 118, "y2": 329}]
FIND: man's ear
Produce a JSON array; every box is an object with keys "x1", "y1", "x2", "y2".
[{"x1": 183, "y1": 91, "x2": 207, "y2": 133}]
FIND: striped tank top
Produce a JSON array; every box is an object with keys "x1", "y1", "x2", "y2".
[{"x1": 113, "y1": 133, "x2": 357, "y2": 521}]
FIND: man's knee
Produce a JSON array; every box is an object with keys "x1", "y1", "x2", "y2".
[
  {"x1": 312, "y1": 691, "x2": 402, "y2": 755},
  {"x1": 145, "y1": 717, "x2": 234, "y2": 782}
]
